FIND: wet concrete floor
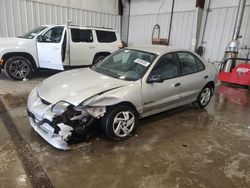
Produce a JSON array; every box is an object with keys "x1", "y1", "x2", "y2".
[{"x1": 1, "y1": 72, "x2": 250, "y2": 188}]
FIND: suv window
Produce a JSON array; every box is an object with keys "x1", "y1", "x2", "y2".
[
  {"x1": 178, "y1": 52, "x2": 199, "y2": 75},
  {"x1": 96, "y1": 30, "x2": 117, "y2": 43},
  {"x1": 42, "y1": 26, "x2": 64, "y2": 43},
  {"x1": 151, "y1": 53, "x2": 180, "y2": 80},
  {"x1": 71, "y1": 29, "x2": 93, "y2": 43}
]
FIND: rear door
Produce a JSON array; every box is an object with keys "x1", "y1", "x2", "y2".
[
  {"x1": 69, "y1": 28, "x2": 96, "y2": 66},
  {"x1": 36, "y1": 26, "x2": 65, "y2": 70},
  {"x1": 141, "y1": 53, "x2": 182, "y2": 116},
  {"x1": 95, "y1": 30, "x2": 120, "y2": 53},
  {"x1": 176, "y1": 51, "x2": 207, "y2": 106}
]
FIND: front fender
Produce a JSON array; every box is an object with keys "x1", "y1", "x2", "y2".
[{"x1": 83, "y1": 80, "x2": 143, "y2": 114}]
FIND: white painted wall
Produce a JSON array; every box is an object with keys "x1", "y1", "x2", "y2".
[
  {"x1": 29, "y1": 0, "x2": 118, "y2": 14},
  {"x1": 0, "y1": 0, "x2": 120, "y2": 37}
]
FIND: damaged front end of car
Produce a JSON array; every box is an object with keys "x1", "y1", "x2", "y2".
[{"x1": 27, "y1": 94, "x2": 121, "y2": 150}]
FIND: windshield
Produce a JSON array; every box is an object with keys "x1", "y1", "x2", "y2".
[
  {"x1": 91, "y1": 49, "x2": 157, "y2": 81},
  {"x1": 19, "y1": 26, "x2": 47, "y2": 39}
]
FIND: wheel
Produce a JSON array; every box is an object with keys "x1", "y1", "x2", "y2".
[
  {"x1": 4, "y1": 56, "x2": 33, "y2": 80},
  {"x1": 196, "y1": 85, "x2": 212, "y2": 108},
  {"x1": 93, "y1": 55, "x2": 106, "y2": 65},
  {"x1": 101, "y1": 105, "x2": 138, "y2": 141}
]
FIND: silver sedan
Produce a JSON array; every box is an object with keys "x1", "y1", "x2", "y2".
[{"x1": 27, "y1": 46, "x2": 218, "y2": 150}]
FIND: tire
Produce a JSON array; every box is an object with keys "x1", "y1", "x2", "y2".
[
  {"x1": 101, "y1": 104, "x2": 138, "y2": 141},
  {"x1": 93, "y1": 55, "x2": 106, "y2": 65},
  {"x1": 4, "y1": 56, "x2": 33, "y2": 80},
  {"x1": 196, "y1": 85, "x2": 213, "y2": 108}
]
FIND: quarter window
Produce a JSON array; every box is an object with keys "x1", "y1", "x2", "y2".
[
  {"x1": 71, "y1": 29, "x2": 93, "y2": 42},
  {"x1": 96, "y1": 30, "x2": 117, "y2": 43},
  {"x1": 196, "y1": 58, "x2": 205, "y2": 71},
  {"x1": 178, "y1": 52, "x2": 198, "y2": 75},
  {"x1": 151, "y1": 53, "x2": 180, "y2": 80}
]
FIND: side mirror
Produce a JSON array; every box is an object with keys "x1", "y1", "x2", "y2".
[
  {"x1": 37, "y1": 35, "x2": 43, "y2": 42},
  {"x1": 147, "y1": 74, "x2": 164, "y2": 83}
]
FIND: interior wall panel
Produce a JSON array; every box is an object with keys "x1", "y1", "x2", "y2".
[
  {"x1": 0, "y1": 0, "x2": 120, "y2": 38},
  {"x1": 128, "y1": 10, "x2": 196, "y2": 49},
  {"x1": 202, "y1": 5, "x2": 250, "y2": 62}
]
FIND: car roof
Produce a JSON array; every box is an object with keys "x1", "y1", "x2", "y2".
[
  {"x1": 127, "y1": 45, "x2": 193, "y2": 55},
  {"x1": 41, "y1": 24, "x2": 117, "y2": 32}
]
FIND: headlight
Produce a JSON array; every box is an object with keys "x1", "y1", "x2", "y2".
[{"x1": 51, "y1": 101, "x2": 70, "y2": 115}]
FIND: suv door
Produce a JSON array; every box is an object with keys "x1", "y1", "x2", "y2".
[
  {"x1": 36, "y1": 26, "x2": 65, "y2": 70},
  {"x1": 95, "y1": 30, "x2": 119, "y2": 52},
  {"x1": 176, "y1": 51, "x2": 207, "y2": 106},
  {"x1": 141, "y1": 53, "x2": 182, "y2": 117},
  {"x1": 69, "y1": 28, "x2": 96, "y2": 66}
]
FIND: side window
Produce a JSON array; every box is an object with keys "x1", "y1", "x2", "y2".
[
  {"x1": 151, "y1": 53, "x2": 180, "y2": 80},
  {"x1": 96, "y1": 30, "x2": 117, "y2": 43},
  {"x1": 71, "y1": 29, "x2": 93, "y2": 43},
  {"x1": 178, "y1": 52, "x2": 198, "y2": 75},
  {"x1": 196, "y1": 58, "x2": 205, "y2": 71},
  {"x1": 42, "y1": 26, "x2": 64, "y2": 43}
]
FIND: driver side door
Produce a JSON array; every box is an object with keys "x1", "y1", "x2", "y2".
[
  {"x1": 141, "y1": 53, "x2": 182, "y2": 117},
  {"x1": 36, "y1": 26, "x2": 66, "y2": 70}
]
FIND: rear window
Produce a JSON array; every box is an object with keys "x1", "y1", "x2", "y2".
[
  {"x1": 96, "y1": 30, "x2": 117, "y2": 43},
  {"x1": 71, "y1": 29, "x2": 93, "y2": 43}
]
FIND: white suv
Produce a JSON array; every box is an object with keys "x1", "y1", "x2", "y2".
[{"x1": 0, "y1": 25, "x2": 122, "y2": 80}]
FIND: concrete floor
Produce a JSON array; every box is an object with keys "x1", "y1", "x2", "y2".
[{"x1": 1, "y1": 71, "x2": 250, "y2": 188}]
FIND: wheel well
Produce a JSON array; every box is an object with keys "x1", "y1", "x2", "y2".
[
  {"x1": 110, "y1": 101, "x2": 139, "y2": 116},
  {"x1": 205, "y1": 81, "x2": 215, "y2": 94},
  {"x1": 2, "y1": 52, "x2": 37, "y2": 70},
  {"x1": 93, "y1": 52, "x2": 111, "y2": 63}
]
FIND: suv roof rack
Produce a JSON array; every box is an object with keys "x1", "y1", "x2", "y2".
[{"x1": 84, "y1": 26, "x2": 114, "y2": 30}]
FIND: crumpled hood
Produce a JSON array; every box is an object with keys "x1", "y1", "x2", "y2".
[{"x1": 37, "y1": 68, "x2": 131, "y2": 106}]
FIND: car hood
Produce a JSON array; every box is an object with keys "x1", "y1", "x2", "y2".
[
  {"x1": 37, "y1": 68, "x2": 131, "y2": 106},
  {"x1": 0, "y1": 37, "x2": 28, "y2": 46}
]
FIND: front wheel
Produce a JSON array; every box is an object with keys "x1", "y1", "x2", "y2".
[
  {"x1": 196, "y1": 86, "x2": 212, "y2": 108},
  {"x1": 101, "y1": 105, "x2": 138, "y2": 141},
  {"x1": 4, "y1": 56, "x2": 33, "y2": 80}
]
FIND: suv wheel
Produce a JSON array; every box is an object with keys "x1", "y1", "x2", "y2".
[
  {"x1": 93, "y1": 55, "x2": 106, "y2": 65},
  {"x1": 101, "y1": 105, "x2": 138, "y2": 141},
  {"x1": 4, "y1": 56, "x2": 33, "y2": 80}
]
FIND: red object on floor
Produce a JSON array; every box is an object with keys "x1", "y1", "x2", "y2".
[{"x1": 218, "y1": 63, "x2": 250, "y2": 86}]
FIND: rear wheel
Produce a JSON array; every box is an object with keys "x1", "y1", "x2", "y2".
[
  {"x1": 93, "y1": 55, "x2": 106, "y2": 65},
  {"x1": 4, "y1": 56, "x2": 33, "y2": 80},
  {"x1": 196, "y1": 85, "x2": 212, "y2": 108},
  {"x1": 101, "y1": 105, "x2": 138, "y2": 141}
]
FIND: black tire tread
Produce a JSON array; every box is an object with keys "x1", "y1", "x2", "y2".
[
  {"x1": 4, "y1": 56, "x2": 33, "y2": 80},
  {"x1": 101, "y1": 104, "x2": 138, "y2": 141}
]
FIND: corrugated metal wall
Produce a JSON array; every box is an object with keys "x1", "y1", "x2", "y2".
[
  {"x1": 0, "y1": 0, "x2": 121, "y2": 37},
  {"x1": 202, "y1": 5, "x2": 250, "y2": 62},
  {"x1": 128, "y1": 0, "x2": 197, "y2": 49},
  {"x1": 128, "y1": 0, "x2": 250, "y2": 62},
  {"x1": 128, "y1": 10, "x2": 196, "y2": 49}
]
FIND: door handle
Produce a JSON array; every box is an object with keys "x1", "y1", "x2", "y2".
[
  {"x1": 204, "y1": 75, "x2": 209, "y2": 79},
  {"x1": 175, "y1": 83, "x2": 181, "y2": 87},
  {"x1": 53, "y1": 47, "x2": 60, "y2": 50},
  {"x1": 89, "y1": 46, "x2": 96, "y2": 49}
]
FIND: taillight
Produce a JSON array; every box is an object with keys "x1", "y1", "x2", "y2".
[{"x1": 118, "y1": 42, "x2": 123, "y2": 49}]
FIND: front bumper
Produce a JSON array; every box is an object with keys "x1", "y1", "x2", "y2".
[{"x1": 27, "y1": 109, "x2": 73, "y2": 150}]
